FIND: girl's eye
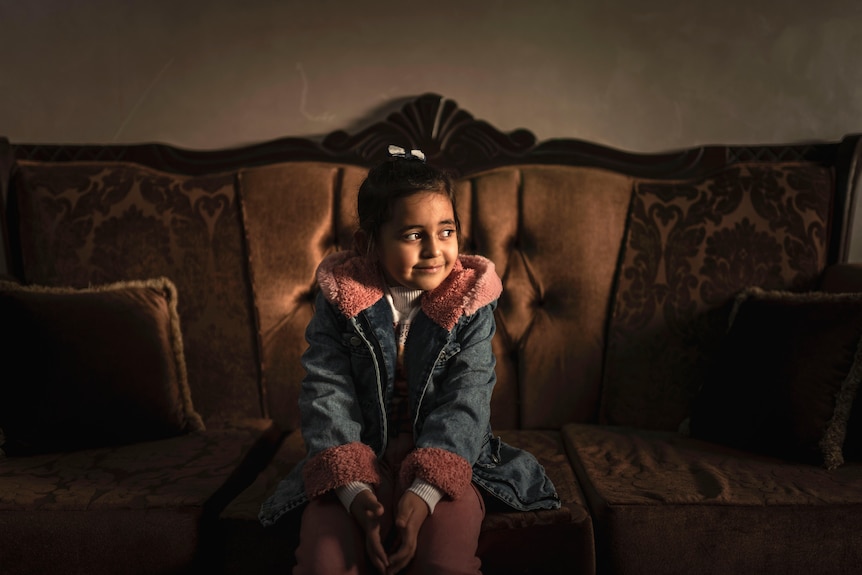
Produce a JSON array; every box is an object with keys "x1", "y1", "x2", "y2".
[
  {"x1": 404, "y1": 232, "x2": 421, "y2": 241},
  {"x1": 440, "y1": 229, "x2": 456, "y2": 238}
]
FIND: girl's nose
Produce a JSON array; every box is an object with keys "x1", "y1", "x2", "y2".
[{"x1": 422, "y1": 237, "x2": 441, "y2": 257}]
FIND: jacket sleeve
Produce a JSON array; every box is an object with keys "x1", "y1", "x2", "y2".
[
  {"x1": 299, "y1": 291, "x2": 380, "y2": 498},
  {"x1": 400, "y1": 301, "x2": 498, "y2": 499}
]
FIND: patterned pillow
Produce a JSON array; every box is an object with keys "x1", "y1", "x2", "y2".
[
  {"x1": 10, "y1": 160, "x2": 260, "y2": 422},
  {"x1": 602, "y1": 163, "x2": 833, "y2": 430},
  {"x1": 0, "y1": 277, "x2": 205, "y2": 456},
  {"x1": 688, "y1": 287, "x2": 862, "y2": 469}
]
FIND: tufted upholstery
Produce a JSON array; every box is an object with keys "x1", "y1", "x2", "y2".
[
  {"x1": 237, "y1": 160, "x2": 835, "y2": 435},
  {"x1": 13, "y1": 158, "x2": 837, "y2": 438},
  {"x1": 238, "y1": 163, "x2": 634, "y2": 432},
  {"x1": 4, "y1": 111, "x2": 862, "y2": 574}
]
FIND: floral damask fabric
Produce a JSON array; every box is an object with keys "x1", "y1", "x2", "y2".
[
  {"x1": 11, "y1": 161, "x2": 261, "y2": 423},
  {"x1": 0, "y1": 419, "x2": 274, "y2": 511},
  {"x1": 563, "y1": 423, "x2": 862, "y2": 574},
  {"x1": 602, "y1": 163, "x2": 834, "y2": 430}
]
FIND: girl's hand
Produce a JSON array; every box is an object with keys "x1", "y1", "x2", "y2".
[
  {"x1": 349, "y1": 489, "x2": 388, "y2": 573},
  {"x1": 386, "y1": 491, "x2": 429, "y2": 574}
]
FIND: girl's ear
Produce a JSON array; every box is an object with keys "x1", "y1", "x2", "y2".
[{"x1": 354, "y1": 230, "x2": 372, "y2": 258}]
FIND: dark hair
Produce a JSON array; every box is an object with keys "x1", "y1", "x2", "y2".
[{"x1": 356, "y1": 157, "x2": 460, "y2": 256}]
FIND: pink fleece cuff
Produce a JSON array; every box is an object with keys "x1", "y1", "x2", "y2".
[
  {"x1": 399, "y1": 447, "x2": 473, "y2": 499},
  {"x1": 303, "y1": 442, "x2": 381, "y2": 499}
]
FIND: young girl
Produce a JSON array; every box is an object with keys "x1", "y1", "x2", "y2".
[{"x1": 259, "y1": 146, "x2": 559, "y2": 575}]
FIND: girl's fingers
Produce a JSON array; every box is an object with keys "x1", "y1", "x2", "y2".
[
  {"x1": 386, "y1": 543, "x2": 415, "y2": 575},
  {"x1": 367, "y1": 527, "x2": 389, "y2": 572}
]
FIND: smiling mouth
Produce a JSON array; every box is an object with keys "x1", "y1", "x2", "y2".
[{"x1": 414, "y1": 265, "x2": 443, "y2": 273}]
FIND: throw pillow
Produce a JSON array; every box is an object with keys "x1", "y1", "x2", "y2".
[
  {"x1": 688, "y1": 286, "x2": 862, "y2": 469},
  {"x1": 11, "y1": 159, "x2": 261, "y2": 422},
  {"x1": 0, "y1": 277, "x2": 205, "y2": 456},
  {"x1": 601, "y1": 163, "x2": 832, "y2": 432}
]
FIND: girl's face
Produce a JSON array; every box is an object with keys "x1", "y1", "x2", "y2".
[{"x1": 376, "y1": 190, "x2": 458, "y2": 291}]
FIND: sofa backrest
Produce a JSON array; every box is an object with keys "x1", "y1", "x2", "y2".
[
  {"x1": 3, "y1": 94, "x2": 861, "y2": 433},
  {"x1": 237, "y1": 162, "x2": 633, "y2": 430},
  {"x1": 6, "y1": 159, "x2": 262, "y2": 424},
  {"x1": 604, "y1": 162, "x2": 840, "y2": 430}
]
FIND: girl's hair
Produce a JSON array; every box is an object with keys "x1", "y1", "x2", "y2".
[{"x1": 356, "y1": 156, "x2": 461, "y2": 256}]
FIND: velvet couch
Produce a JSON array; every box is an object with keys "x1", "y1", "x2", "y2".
[{"x1": 3, "y1": 93, "x2": 862, "y2": 575}]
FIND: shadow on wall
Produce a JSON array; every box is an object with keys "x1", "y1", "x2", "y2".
[
  {"x1": 288, "y1": 95, "x2": 443, "y2": 148},
  {"x1": 331, "y1": 96, "x2": 423, "y2": 141}
]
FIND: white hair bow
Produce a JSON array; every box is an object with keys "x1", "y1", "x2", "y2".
[{"x1": 388, "y1": 145, "x2": 426, "y2": 162}]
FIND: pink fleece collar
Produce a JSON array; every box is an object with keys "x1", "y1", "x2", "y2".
[{"x1": 316, "y1": 251, "x2": 502, "y2": 331}]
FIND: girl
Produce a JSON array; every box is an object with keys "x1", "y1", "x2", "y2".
[{"x1": 259, "y1": 146, "x2": 559, "y2": 575}]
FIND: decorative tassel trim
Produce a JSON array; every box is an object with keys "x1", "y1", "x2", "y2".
[
  {"x1": 399, "y1": 447, "x2": 473, "y2": 499},
  {"x1": 302, "y1": 442, "x2": 381, "y2": 499}
]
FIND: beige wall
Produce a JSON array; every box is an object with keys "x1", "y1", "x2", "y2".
[{"x1": 3, "y1": 0, "x2": 862, "y2": 266}]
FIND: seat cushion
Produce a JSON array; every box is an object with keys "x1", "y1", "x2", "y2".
[
  {"x1": 563, "y1": 423, "x2": 862, "y2": 575},
  {"x1": 0, "y1": 419, "x2": 280, "y2": 575},
  {"x1": 477, "y1": 430, "x2": 595, "y2": 575},
  {"x1": 217, "y1": 429, "x2": 595, "y2": 575}
]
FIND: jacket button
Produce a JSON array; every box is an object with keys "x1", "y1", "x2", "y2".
[{"x1": 350, "y1": 336, "x2": 362, "y2": 346}]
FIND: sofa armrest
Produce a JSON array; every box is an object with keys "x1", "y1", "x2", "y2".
[{"x1": 820, "y1": 263, "x2": 862, "y2": 293}]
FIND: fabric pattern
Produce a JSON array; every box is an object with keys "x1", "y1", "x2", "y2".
[
  {"x1": 11, "y1": 161, "x2": 261, "y2": 423},
  {"x1": 564, "y1": 423, "x2": 862, "y2": 574},
  {"x1": 0, "y1": 419, "x2": 275, "y2": 511},
  {"x1": 603, "y1": 163, "x2": 833, "y2": 430}
]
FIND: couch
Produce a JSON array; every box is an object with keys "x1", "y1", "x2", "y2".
[{"x1": 2, "y1": 93, "x2": 862, "y2": 575}]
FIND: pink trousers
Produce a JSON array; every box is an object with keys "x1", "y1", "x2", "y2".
[{"x1": 293, "y1": 435, "x2": 485, "y2": 575}]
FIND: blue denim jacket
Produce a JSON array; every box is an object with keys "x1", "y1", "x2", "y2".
[{"x1": 259, "y1": 252, "x2": 559, "y2": 527}]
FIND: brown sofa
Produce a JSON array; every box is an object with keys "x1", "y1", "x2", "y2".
[{"x1": 2, "y1": 93, "x2": 862, "y2": 575}]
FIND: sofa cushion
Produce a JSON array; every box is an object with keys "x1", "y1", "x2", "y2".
[
  {"x1": 0, "y1": 277, "x2": 204, "y2": 456},
  {"x1": 10, "y1": 160, "x2": 260, "y2": 424},
  {"x1": 0, "y1": 418, "x2": 281, "y2": 575},
  {"x1": 689, "y1": 287, "x2": 862, "y2": 469},
  {"x1": 563, "y1": 423, "x2": 862, "y2": 575},
  {"x1": 466, "y1": 167, "x2": 633, "y2": 429},
  {"x1": 217, "y1": 430, "x2": 595, "y2": 575},
  {"x1": 237, "y1": 162, "x2": 369, "y2": 432},
  {"x1": 602, "y1": 162, "x2": 834, "y2": 431}
]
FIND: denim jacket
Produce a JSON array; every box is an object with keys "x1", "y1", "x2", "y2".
[{"x1": 259, "y1": 251, "x2": 559, "y2": 527}]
